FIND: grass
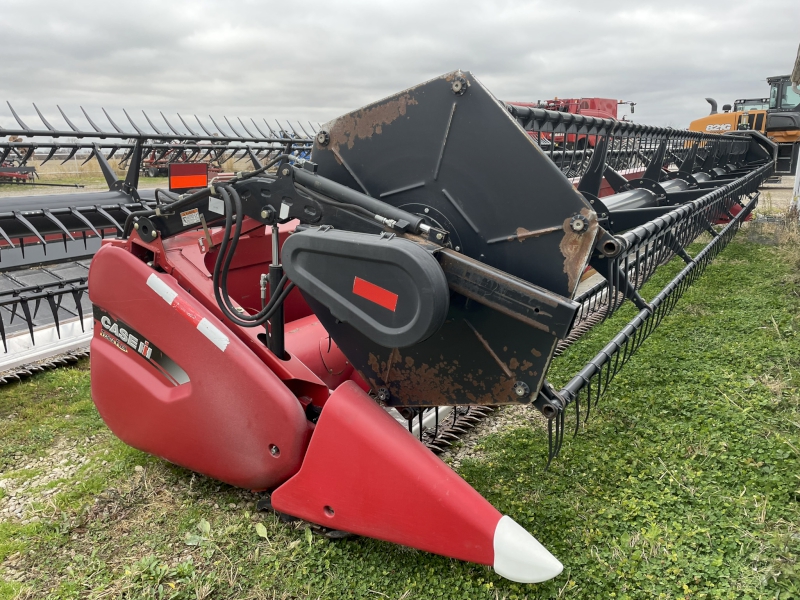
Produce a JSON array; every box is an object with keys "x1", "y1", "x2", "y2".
[
  {"x1": 0, "y1": 175, "x2": 169, "y2": 195},
  {"x1": 0, "y1": 225, "x2": 798, "y2": 598},
  {"x1": 0, "y1": 153, "x2": 248, "y2": 196},
  {"x1": 0, "y1": 157, "x2": 171, "y2": 195}
]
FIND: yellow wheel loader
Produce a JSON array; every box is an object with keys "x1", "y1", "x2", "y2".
[{"x1": 690, "y1": 44, "x2": 800, "y2": 174}]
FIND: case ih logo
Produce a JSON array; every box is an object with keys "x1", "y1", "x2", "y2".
[
  {"x1": 93, "y1": 305, "x2": 190, "y2": 386},
  {"x1": 705, "y1": 123, "x2": 731, "y2": 132},
  {"x1": 98, "y1": 313, "x2": 154, "y2": 359}
]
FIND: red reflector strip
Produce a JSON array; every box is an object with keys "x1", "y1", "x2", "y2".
[
  {"x1": 170, "y1": 174, "x2": 208, "y2": 189},
  {"x1": 352, "y1": 277, "x2": 398, "y2": 312}
]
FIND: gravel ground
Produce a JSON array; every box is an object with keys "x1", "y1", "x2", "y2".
[
  {"x1": 0, "y1": 435, "x2": 101, "y2": 525},
  {"x1": 440, "y1": 405, "x2": 548, "y2": 471},
  {"x1": 759, "y1": 175, "x2": 796, "y2": 212}
]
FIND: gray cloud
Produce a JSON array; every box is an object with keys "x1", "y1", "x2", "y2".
[{"x1": 1, "y1": 0, "x2": 798, "y2": 131}]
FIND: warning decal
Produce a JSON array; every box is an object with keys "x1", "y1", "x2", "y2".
[{"x1": 180, "y1": 208, "x2": 201, "y2": 227}]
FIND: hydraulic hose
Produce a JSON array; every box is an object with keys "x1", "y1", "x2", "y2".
[
  {"x1": 293, "y1": 166, "x2": 425, "y2": 232},
  {"x1": 211, "y1": 184, "x2": 295, "y2": 328},
  {"x1": 296, "y1": 183, "x2": 380, "y2": 222}
]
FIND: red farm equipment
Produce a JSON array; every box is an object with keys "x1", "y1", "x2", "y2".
[
  {"x1": 0, "y1": 136, "x2": 37, "y2": 183},
  {"x1": 508, "y1": 96, "x2": 636, "y2": 150},
  {"x1": 139, "y1": 144, "x2": 222, "y2": 179},
  {"x1": 0, "y1": 72, "x2": 775, "y2": 582},
  {"x1": 0, "y1": 165, "x2": 36, "y2": 184}
]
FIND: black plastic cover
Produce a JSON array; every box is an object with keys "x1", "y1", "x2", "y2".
[
  {"x1": 282, "y1": 228, "x2": 449, "y2": 348},
  {"x1": 767, "y1": 112, "x2": 800, "y2": 132}
]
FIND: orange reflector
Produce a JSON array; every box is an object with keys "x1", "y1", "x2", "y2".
[
  {"x1": 171, "y1": 174, "x2": 208, "y2": 189},
  {"x1": 169, "y1": 163, "x2": 208, "y2": 191}
]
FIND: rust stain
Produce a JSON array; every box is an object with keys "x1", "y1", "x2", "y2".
[
  {"x1": 511, "y1": 225, "x2": 564, "y2": 243},
  {"x1": 327, "y1": 93, "x2": 419, "y2": 154},
  {"x1": 559, "y1": 207, "x2": 599, "y2": 294},
  {"x1": 367, "y1": 352, "x2": 381, "y2": 375},
  {"x1": 367, "y1": 350, "x2": 471, "y2": 406},
  {"x1": 362, "y1": 308, "x2": 546, "y2": 405},
  {"x1": 491, "y1": 378, "x2": 517, "y2": 400},
  {"x1": 393, "y1": 359, "x2": 467, "y2": 406},
  {"x1": 369, "y1": 349, "x2": 514, "y2": 406},
  {"x1": 530, "y1": 347, "x2": 542, "y2": 358}
]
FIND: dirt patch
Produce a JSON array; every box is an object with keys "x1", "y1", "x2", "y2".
[{"x1": 440, "y1": 404, "x2": 548, "y2": 471}]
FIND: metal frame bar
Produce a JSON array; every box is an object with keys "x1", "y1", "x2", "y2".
[
  {"x1": 2, "y1": 102, "x2": 318, "y2": 145},
  {"x1": 540, "y1": 162, "x2": 770, "y2": 461}
]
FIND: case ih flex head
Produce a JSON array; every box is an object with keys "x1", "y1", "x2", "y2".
[{"x1": 47, "y1": 71, "x2": 774, "y2": 582}]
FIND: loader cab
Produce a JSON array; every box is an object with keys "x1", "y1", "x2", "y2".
[
  {"x1": 765, "y1": 75, "x2": 800, "y2": 173},
  {"x1": 733, "y1": 98, "x2": 769, "y2": 113},
  {"x1": 768, "y1": 75, "x2": 800, "y2": 112}
]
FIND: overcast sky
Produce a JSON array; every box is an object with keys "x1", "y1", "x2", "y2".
[{"x1": 1, "y1": 0, "x2": 798, "y2": 134}]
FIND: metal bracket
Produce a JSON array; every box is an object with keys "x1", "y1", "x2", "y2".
[
  {"x1": 532, "y1": 380, "x2": 564, "y2": 420},
  {"x1": 592, "y1": 226, "x2": 626, "y2": 258}
]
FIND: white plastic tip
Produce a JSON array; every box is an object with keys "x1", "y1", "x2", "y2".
[{"x1": 493, "y1": 515, "x2": 563, "y2": 583}]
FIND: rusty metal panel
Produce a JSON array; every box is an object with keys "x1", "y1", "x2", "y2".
[
  {"x1": 312, "y1": 71, "x2": 597, "y2": 300},
  {"x1": 304, "y1": 291, "x2": 561, "y2": 407}
]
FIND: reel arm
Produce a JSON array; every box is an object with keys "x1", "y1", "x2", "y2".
[{"x1": 125, "y1": 161, "x2": 448, "y2": 246}]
